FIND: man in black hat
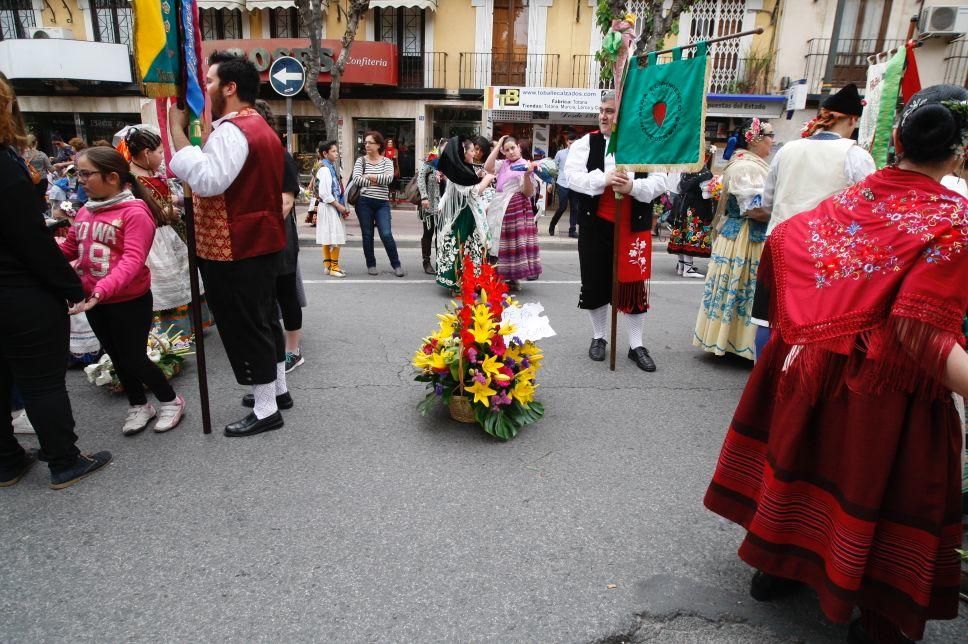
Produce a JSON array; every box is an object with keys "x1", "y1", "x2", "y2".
[{"x1": 747, "y1": 83, "x2": 876, "y2": 357}]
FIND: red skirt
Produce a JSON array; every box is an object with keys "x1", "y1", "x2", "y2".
[{"x1": 703, "y1": 339, "x2": 963, "y2": 639}]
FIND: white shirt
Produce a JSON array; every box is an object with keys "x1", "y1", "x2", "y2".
[
  {"x1": 761, "y1": 132, "x2": 875, "y2": 211},
  {"x1": 565, "y1": 133, "x2": 674, "y2": 203},
  {"x1": 316, "y1": 165, "x2": 338, "y2": 205},
  {"x1": 169, "y1": 112, "x2": 250, "y2": 197},
  {"x1": 554, "y1": 147, "x2": 570, "y2": 189},
  {"x1": 941, "y1": 174, "x2": 968, "y2": 198}
]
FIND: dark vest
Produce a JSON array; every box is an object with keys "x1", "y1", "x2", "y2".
[{"x1": 573, "y1": 132, "x2": 653, "y2": 233}]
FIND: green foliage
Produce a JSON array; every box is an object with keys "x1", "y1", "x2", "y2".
[{"x1": 474, "y1": 401, "x2": 545, "y2": 442}]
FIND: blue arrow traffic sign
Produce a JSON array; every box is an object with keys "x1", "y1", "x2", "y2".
[{"x1": 269, "y1": 56, "x2": 306, "y2": 97}]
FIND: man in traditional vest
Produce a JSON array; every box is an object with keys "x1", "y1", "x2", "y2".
[
  {"x1": 168, "y1": 52, "x2": 290, "y2": 437},
  {"x1": 747, "y1": 83, "x2": 876, "y2": 357},
  {"x1": 565, "y1": 91, "x2": 673, "y2": 372}
]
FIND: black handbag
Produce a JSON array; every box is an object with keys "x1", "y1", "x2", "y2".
[{"x1": 346, "y1": 179, "x2": 361, "y2": 207}]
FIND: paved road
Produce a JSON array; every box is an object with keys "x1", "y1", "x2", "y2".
[{"x1": 3, "y1": 237, "x2": 965, "y2": 643}]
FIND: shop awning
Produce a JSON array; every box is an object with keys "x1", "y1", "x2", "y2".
[
  {"x1": 369, "y1": 0, "x2": 437, "y2": 10},
  {"x1": 198, "y1": 0, "x2": 246, "y2": 10},
  {"x1": 245, "y1": 0, "x2": 294, "y2": 9}
]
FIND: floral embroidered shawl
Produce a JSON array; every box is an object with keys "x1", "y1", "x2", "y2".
[{"x1": 767, "y1": 166, "x2": 968, "y2": 396}]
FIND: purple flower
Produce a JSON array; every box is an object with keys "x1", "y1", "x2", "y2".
[
  {"x1": 467, "y1": 347, "x2": 478, "y2": 362},
  {"x1": 434, "y1": 383, "x2": 443, "y2": 396}
]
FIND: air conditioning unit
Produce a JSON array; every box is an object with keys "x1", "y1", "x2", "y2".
[
  {"x1": 30, "y1": 27, "x2": 75, "y2": 40},
  {"x1": 919, "y1": 5, "x2": 968, "y2": 36}
]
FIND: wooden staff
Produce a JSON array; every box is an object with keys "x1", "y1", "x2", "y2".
[
  {"x1": 609, "y1": 27, "x2": 765, "y2": 371},
  {"x1": 174, "y1": 4, "x2": 212, "y2": 435}
]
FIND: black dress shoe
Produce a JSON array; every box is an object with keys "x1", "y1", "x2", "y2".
[
  {"x1": 568, "y1": 230, "x2": 579, "y2": 239},
  {"x1": 0, "y1": 449, "x2": 37, "y2": 487},
  {"x1": 224, "y1": 411, "x2": 284, "y2": 437},
  {"x1": 588, "y1": 338, "x2": 607, "y2": 361},
  {"x1": 241, "y1": 391, "x2": 294, "y2": 409},
  {"x1": 628, "y1": 346, "x2": 657, "y2": 372},
  {"x1": 749, "y1": 570, "x2": 801, "y2": 602},
  {"x1": 548, "y1": 223, "x2": 556, "y2": 237}
]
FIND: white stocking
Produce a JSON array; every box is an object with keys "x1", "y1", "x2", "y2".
[
  {"x1": 625, "y1": 312, "x2": 645, "y2": 350},
  {"x1": 251, "y1": 383, "x2": 278, "y2": 419},
  {"x1": 587, "y1": 305, "x2": 609, "y2": 340},
  {"x1": 274, "y1": 361, "x2": 288, "y2": 396}
]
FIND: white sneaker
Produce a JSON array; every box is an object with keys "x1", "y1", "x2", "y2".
[
  {"x1": 122, "y1": 404, "x2": 156, "y2": 436},
  {"x1": 682, "y1": 264, "x2": 705, "y2": 279},
  {"x1": 153, "y1": 395, "x2": 185, "y2": 433},
  {"x1": 11, "y1": 410, "x2": 34, "y2": 435}
]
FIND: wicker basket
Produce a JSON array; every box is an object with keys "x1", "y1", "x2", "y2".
[{"x1": 448, "y1": 395, "x2": 477, "y2": 424}]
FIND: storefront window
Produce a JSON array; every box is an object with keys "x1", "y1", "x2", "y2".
[{"x1": 431, "y1": 107, "x2": 481, "y2": 143}]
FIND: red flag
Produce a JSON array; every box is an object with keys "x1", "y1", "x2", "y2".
[{"x1": 900, "y1": 41, "x2": 921, "y2": 104}]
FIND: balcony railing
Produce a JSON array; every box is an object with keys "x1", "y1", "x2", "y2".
[
  {"x1": 398, "y1": 51, "x2": 447, "y2": 89},
  {"x1": 804, "y1": 38, "x2": 905, "y2": 95},
  {"x1": 571, "y1": 54, "x2": 615, "y2": 90},
  {"x1": 459, "y1": 52, "x2": 559, "y2": 90},
  {"x1": 943, "y1": 38, "x2": 968, "y2": 87}
]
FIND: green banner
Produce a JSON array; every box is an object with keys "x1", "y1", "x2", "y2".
[
  {"x1": 871, "y1": 47, "x2": 906, "y2": 169},
  {"x1": 609, "y1": 43, "x2": 709, "y2": 172}
]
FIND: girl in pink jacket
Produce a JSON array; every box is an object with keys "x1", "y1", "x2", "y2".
[{"x1": 62, "y1": 147, "x2": 185, "y2": 435}]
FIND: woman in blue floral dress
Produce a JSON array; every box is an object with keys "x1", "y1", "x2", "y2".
[{"x1": 694, "y1": 119, "x2": 774, "y2": 359}]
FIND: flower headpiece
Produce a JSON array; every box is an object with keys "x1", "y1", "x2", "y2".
[{"x1": 744, "y1": 118, "x2": 763, "y2": 144}]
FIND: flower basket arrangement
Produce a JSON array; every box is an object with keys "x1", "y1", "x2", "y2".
[
  {"x1": 412, "y1": 255, "x2": 553, "y2": 440},
  {"x1": 85, "y1": 325, "x2": 194, "y2": 393}
]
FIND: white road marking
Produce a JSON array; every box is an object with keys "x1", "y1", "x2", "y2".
[{"x1": 303, "y1": 279, "x2": 704, "y2": 285}]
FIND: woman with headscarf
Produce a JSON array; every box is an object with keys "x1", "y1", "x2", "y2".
[
  {"x1": 704, "y1": 85, "x2": 968, "y2": 644},
  {"x1": 434, "y1": 135, "x2": 495, "y2": 292},
  {"x1": 694, "y1": 118, "x2": 774, "y2": 360},
  {"x1": 667, "y1": 144, "x2": 716, "y2": 278}
]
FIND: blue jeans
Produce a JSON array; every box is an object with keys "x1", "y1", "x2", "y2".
[{"x1": 355, "y1": 196, "x2": 401, "y2": 269}]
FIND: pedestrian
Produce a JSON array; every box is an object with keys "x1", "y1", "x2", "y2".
[
  {"x1": 484, "y1": 135, "x2": 541, "y2": 290},
  {"x1": 435, "y1": 135, "x2": 495, "y2": 293},
  {"x1": 0, "y1": 76, "x2": 112, "y2": 489},
  {"x1": 747, "y1": 84, "x2": 875, "y2": 358},
  {"x1": 122, "y1": 125, "x2": 213, "y2": 337},
  {"x1": 252, "y1": 99, "x2": 308, "y2": 374},
  {"x1": 168, "y1": 51, "x2": 291, "y2": 437},
  {"x1": 565, "y1": 91, "x2": 672, "y2": 372},
  {"x1": 693, "y1": 119, "x2": 773, "y2": 361},
  {"x1": 385, "y1": 135, "x2": 401, "y2": 203},
  {"x1": 704, "y1": 84, "x2": 968, "y2": 644},
  {"x1": 548, "y1": 132, "x2": 578, "y2": 238},
  {"x1": 22, "y1": 133, "x2": 52, "y2": 200},
  {"x1": 315, "y1": 140, "x2": 348, "y2": 278},
  {"x1": 666, "y1": 144, "x2": 715, "y2": 278},
  {"x1": 417, "y1": 140, "x2": 446, "y2": 275},
  {"x1": 62, "y1": 147, "x2": 187, "y2": 435},
  {"x1": 352, "y1": 131, "x2": 405, "y2": 277}
]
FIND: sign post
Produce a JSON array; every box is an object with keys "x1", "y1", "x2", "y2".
[{"x1": 269, "y1": 55, "x2": 305, "y2": 153}]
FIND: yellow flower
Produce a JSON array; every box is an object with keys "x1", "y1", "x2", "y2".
[
  {"x1": 515, "y1": 366, "x2": 536, "y2": 382},
  {"x1": 436, "y1": 312, "x2": 457, "y2": 336},
  {"x1": 510, "y1": 377, "x2": 536, "y2": 405},
  {"x1": 624, "y1": 13, "x2": 637, "y2": 26},
  {"x1": 480, "y1": 355, "x2": 511, "y2": 384},
  {"x1": 412, "y1": 351, "x2": 432, "y2": 371},
  {"x1": 428, "y1": 350, "x2": 449, "y2": 372},
  {"x1": 472, "y1": 303, "x2": 494, "y2": 327},
  {"x1": 498, "y1": 321, "x2": 516, "y2": 336},
  {"x1": 504, "y1": 345, "x2": 522, "y2": 363},
  {"x1": 465, "y1": 379, "x2": 497, "y2": 405}
]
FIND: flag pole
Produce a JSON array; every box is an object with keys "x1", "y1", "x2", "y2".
[
  {"x1": 174, "y1": 0, "x2": 212, "y2": 435},
  {"x1": 607, "y1": 27, "x2": 763, "y2": 370}
]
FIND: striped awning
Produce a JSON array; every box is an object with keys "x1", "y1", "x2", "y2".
[
  {"x1": 197, "y1": 0, "x2": 246, "y2": 10},
  {"x1": 244, "y1": 0, "x2": 328, "y2": 10},
  {"x1": 369, "y1": 0, "x2": 437, "y2": 10}
]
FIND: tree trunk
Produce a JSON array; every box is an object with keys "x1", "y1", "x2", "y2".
[
  {"x1": 295, "y1": 0, "x2": 370, "y2": 141},
  {"x1": 632, "y1": 1, "x2": 697, "y2": 58}
]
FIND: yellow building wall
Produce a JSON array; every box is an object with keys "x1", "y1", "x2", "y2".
[
  {"x1": 546, "y1": 0, "x2": 593, "y2": 88},
  {"x1": 433, "y1": 0, "x2": 477, "y2": 91},
  {"x1": 248, "y1": 8, "x2": 263, "y2": 38},
  {"x1": 42, "y1": 0, "x2": 89, "y2": 41}
]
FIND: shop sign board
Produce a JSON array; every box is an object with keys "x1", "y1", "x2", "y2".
[
  {"x1": 201, "y1": 39, "x2": 398, "y2": 86},
  {"x1": 705, "y1": 94, "x2": 788, "y2": 119},
  {"x1": 484, "y1": 86, "x2": 604, "y2": 113}
]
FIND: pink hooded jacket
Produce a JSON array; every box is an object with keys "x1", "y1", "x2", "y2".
[{"x1": 60, "y1": 197, "x2": 156, "y2": 304}]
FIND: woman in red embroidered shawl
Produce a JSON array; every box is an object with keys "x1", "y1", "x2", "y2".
[{"x1": 704, "y1": 85, "x2": 968, "y2": 644}]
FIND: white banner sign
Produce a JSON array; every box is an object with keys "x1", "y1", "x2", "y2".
[
  {"x1": 484, "y1": 86, "x2": 604, "y2": 113},
  {"x1": 859, "y1": 62, "x2": 887, "y2": 152}
]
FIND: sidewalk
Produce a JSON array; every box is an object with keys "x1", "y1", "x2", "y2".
[{"x1": 294, "y1": 202, "x2": 586, "y2": 249}]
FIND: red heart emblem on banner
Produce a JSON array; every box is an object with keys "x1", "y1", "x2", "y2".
[{"x1": 652, "y1": 102, "x2": 667, "y2": 127}]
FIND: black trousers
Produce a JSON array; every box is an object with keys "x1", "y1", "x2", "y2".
[
  {"x1": 0, "y1": 286, "x2": 80, "y2": 471},
  {"x1": 549, "y1": 186, "x2": 579, "y2": 233},
  {"x1": 276, "y1": 271, "x2": 302, "y2": 332},
  {"x1": 86, "y1": 291, "x2": 175, "y2": 407},
  {"x1": 577, "y1": 213, "x2": 648, "y2": 314},
  {"x1": 199, "y1": 253, "x2": 285, "y2": 385},
  {"x1": 420, "y1": 219, "x2": 435, "y2": 261}
]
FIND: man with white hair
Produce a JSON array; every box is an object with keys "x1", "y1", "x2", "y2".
[{"x1": 565, "y1": 91, "x2": 672, "y2": 372}]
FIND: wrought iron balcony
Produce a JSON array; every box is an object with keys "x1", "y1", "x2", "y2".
[
  {"x1": 804, "y1": 37, "x2": 905, "y2": 95},
  {"x1": 570, "y1": 55, "x2": 615, "y2": 90},
  {"x1": 398, "y1": 51, "x2": 447, "y2": 89},
  {"x1": 459, "y1": 52, "x2": 559, "y2": 90},
  {"x1": 943, "y1": 38, "x2": 968, "y2": 87}
]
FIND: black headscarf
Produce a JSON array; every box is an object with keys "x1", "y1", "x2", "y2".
[{"x1": 436, "y1": 135, "x2": 480, "y2": 187}]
